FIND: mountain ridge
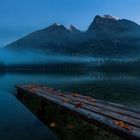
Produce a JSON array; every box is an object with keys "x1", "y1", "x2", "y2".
[{"x1": 3, "y1": 15, "x2": 140, "y2": 57}]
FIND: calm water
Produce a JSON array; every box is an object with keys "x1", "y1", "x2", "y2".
[{"x1": 0, "y1": 69, "x2": 140, "y2": 140}]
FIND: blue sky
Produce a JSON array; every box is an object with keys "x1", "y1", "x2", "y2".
[{"x1": 0, "y1": 0, "x2": 140, "y2": 47}]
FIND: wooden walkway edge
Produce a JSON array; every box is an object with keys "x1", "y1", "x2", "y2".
[{"x1": 15, "y1": 83, "x2": 140, "y2": 140}]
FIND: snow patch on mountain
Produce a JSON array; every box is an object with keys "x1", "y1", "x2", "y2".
[{"x1": 103, "y1": 15, "x2": 119, "y2": 20}]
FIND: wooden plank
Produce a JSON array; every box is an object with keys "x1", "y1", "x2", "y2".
[
  {"x1": 17, "y1": 84, "x2": 140, "y2": 128},
  {"x1": 20, "y1": 84, "x2": 140, "y2": 125},
  {"x1": 38, "y1": 87, "x2": 140, "y2": 120},
  {"x1": 24, "y1": 84, "x2": 140, "y2": 120},
  {"x1": 29, "y1": 83, "x2": 140, "y2": 113},
  {"x1": 16, "y1": 85, "x2": 140, "y2": 140},
  {"x1": 32, "y1": 90, "x2": 140, "y2": 128},
  {"x1": 97, "y1": 100, "x2": 140, "y2": 113},
  {"x1": 62, "y1": 94, "x2": 140, "y2": 120}
]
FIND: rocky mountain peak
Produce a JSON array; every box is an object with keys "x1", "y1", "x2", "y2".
[{"x1": 88, "y1": 15, "x2": 120, "y2": 32}]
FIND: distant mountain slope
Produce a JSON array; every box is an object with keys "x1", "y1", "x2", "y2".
[{"x1": 4, "y1": 15, "x2": 140, "y2": 57}]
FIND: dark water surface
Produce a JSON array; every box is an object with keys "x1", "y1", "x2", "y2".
[{"x1": 0, "y1": 68, "x2": 140, "y2": 139}]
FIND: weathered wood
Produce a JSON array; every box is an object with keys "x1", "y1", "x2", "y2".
[
  {"x1": 37, "y1": 86, "x2": 140, "y2": 120},
  {"x1": 23, "y1": 87, "x2": 140, "y2": 128},
  {"x1": 97, "y1": 100, "x2": 140, "y2": 114},
  {"x1": 15, "y1": 84, "x2": 140, "y2": 140},
  {"x1": 24, "y1": 83, "x2": 140, "y2": 122}
]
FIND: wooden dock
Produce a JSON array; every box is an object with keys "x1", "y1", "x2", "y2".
[{"x1": 15, "y1": 83, "x2": 140, "y2": 140}]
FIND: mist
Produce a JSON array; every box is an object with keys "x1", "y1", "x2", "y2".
[
  {"x1": 0, "y1": 49, "x2": 95, "y2": 65},
  {"x1": 0, "y1": 49, "x2": 139, "y2": 69}
]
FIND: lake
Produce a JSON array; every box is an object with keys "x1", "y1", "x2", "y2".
[{"x1": 0, "y1": 67, "x2": 140, "y2": 140}]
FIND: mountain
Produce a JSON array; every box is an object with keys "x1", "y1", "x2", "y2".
[
  {"x1": 4, "y1": 15, "x2": 140, "y2": 57},
  {"x1": 88, "y1": 15, "x2": 140, "y2": 38}
]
